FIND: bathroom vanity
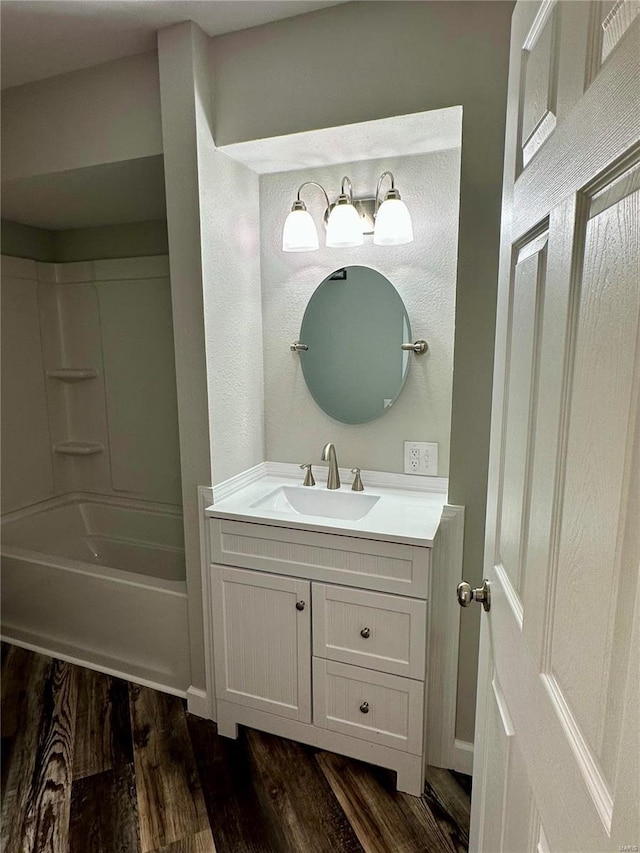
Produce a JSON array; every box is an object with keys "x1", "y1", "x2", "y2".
[{"x1": 201, "y1": 462, "x2": 464, "y2": 796}]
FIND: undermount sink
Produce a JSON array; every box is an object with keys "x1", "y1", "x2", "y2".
[{"x1": 251, "y1": 485, "x2": 380, "y2": 521}]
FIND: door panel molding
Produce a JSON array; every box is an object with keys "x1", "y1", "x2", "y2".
[{"x1": 543, "y1": 672, "x2": 613, "y2": 831}]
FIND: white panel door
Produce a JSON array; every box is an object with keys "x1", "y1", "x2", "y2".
[
  {"x1": 211, "y1": 565, "x2": 311, "y2": 722},
  {"x1": 470, "y1": 2, "x2": 640, "y2": 852}
]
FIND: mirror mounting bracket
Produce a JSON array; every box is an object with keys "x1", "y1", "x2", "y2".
[{"x1": 401, "y1": 339, "x2": 429, "y2": 354}]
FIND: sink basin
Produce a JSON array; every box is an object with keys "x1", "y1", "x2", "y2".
[{"x1": 251, "y1": 486, "x2": 380, "y2": 521}]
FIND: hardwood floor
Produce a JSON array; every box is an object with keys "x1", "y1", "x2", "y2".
[{"x1": 1, "y1": 644, "x2": 471, "y2": 853}]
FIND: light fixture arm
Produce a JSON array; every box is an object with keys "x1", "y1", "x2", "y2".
[
  {"x1": 339, "y1": 176, "x2": 354, "y2": 203},
  {"x1": 294, "y1": 181, "x2": 331, "y2": 211},
  {"x1": 375, "y1": 171, "x2": 399, "y2": 214}
]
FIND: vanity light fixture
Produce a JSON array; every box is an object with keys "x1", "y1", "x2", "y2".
[
  {"x1": 282, "y1": 172, "x2": 413, "y2": 252},
  {"x1": 325, "y1": 177, "x2": 364, "y2": 248},
  {"x1": 373, "y1": 171, "x2": 414, "y2": 246},
  {"x1": 282, "y1": 181, "x2": 330, "y2": 252}
]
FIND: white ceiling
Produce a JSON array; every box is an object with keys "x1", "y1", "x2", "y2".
[{"x1": 0, "y1": 0, "x2": 347, "y2": 90}]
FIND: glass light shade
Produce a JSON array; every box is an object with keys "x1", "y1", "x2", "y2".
[
  {"x1": 326, "y1": 202, "x2": 364, "y2": 248},
  {"x1": 373, "y1": 198, "x2": 414, "y2": 245},
  {"x1": 282, "y1": 208, "x2": 319, "y2": 252}
]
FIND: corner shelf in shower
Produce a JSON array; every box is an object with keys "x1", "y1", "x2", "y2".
[
  {"x1": 53, "y1": 442, "x2": 104, "y2": 456},
  {"x1": 47, "y1": 368, "x2": 98, "y2": 382}
]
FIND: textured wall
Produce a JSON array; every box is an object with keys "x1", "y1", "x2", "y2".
[
  {"x1": 261, "y1": 150, "x2": 461, "y2": 475},
  {"x1": 202, "y1": 149, "x2": 264, "y2": 485}
]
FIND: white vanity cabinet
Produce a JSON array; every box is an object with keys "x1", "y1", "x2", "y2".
[
  {"x1": 207, "y1": 520, "x2": 433, "y2": 795},
  {"x1": 202, "y1": 465, "x2": 465, "y2": 797}
]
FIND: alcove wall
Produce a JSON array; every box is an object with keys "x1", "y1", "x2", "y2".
[{"x1": 260, "y1": 148, "x2": 461, "y2": 474}]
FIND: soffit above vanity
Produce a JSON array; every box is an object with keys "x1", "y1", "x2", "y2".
[{"x1": 217, "y1": 106, "x2": 463, "y2": 174}]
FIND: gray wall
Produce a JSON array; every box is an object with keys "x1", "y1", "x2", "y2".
[
  {"x1": 1, "y1": 219, "x2": 168, "y2": 262},
  {"x1": 1, "y1": 52, "x2": 162, "y2": 182},
  {"x1": 55, "y1": 221, "x2": 168, "y2": 261},
  {"x1": 1, "y1": 221, "x2": 56, "y2": 262},
  {"x1": 210, "y1": 0, "x2": 513, "y2": 742}
]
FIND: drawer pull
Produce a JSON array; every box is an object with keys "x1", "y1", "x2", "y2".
[
  {"x1": 359, "y1": 701, "x2": 370, "y2": 714},
  {"x1": 296, "y1": 600, "x2": 306, "y2": 611},
  {"x1": 360, "y1": 627, "x2": 371, "y2": 639}
]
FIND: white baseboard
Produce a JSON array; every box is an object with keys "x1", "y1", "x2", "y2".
[
  {"x1": 453, "y1": 739, "x2": 474, "y2": 775},
  {"x1": 186, "y1": 686, "x2": 210, "y2": 718},
  {"x1": 1, "y1": 631, "x2": 187, "y2": 699}
]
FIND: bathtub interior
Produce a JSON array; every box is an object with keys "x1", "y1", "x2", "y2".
[{"x1": 1, "y1": 498, "x2": 185, "y2": 581}]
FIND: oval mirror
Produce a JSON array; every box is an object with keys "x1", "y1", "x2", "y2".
[{"x1": 299, "y1": 265, "x2": 412, "y2": 424}]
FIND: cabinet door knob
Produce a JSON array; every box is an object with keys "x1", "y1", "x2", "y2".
[
  {"x1": 360, "y1": 627, "x2": 371, "y2": 639},
  {"x1": 295, "y1": 600, "x2": 305, "y2": 611},
  {"x1": 359, "y1": 701, "x2": 369, "y2": 714}
]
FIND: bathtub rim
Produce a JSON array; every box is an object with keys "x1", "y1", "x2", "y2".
[
  {"x1": 1, "y1": 491, "x2": 186, "y2": 590},
  {"x1": 1, "y1": 490, "x2": 183, "y2": 526}
]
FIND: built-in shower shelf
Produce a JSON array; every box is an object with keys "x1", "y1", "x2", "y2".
[
  {"x1": 47, "y1": 368, "x2": 98, "y2": 382},
  {"x1": 54, "y1": 442, "x2": 104, "y2": 456}
]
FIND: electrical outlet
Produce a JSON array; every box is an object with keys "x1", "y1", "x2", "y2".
[{"x1": 404, "y1": 441, "x2": 438, "y2": 476}]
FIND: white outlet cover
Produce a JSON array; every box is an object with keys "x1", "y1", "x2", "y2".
[{"x1": 404, "y1": 441, "x2": 438, "y2": 476}]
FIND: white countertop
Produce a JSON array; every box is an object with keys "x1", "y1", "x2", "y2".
[{"x1": 205, "y1": 462, "x2": 449, "y2": 547}]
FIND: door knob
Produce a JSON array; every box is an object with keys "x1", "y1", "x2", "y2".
[{"x1": 457, "y1": 579, "x2": 491, "y2": 612}]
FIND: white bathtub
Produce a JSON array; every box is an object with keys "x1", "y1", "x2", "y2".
[{"x1": 0, "y1": 495, "x2": 190, "y2": 694}]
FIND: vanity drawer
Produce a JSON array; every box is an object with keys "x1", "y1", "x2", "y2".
[
  {"x1": 209, "y1": 518, "x2": 429, "y2": 597},
  {"x1": 312, "y1": 584, "x2": 426, "y2": 678},
  {"x1": 313, "y1": 659, "x2": 424, "y2": 754}
]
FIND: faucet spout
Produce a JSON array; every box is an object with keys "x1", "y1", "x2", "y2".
[{"x1": 321, "y1": 443, "x2": 341, "y2": 490}]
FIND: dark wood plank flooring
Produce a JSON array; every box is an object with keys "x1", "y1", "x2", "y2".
[{"x1": 1, "y1": 644, "x2": 471, "y2": 852}]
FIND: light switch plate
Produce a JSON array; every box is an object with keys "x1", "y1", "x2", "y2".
[{"x1": 404, "y1": 441, "x2": 438, "y2": 476}]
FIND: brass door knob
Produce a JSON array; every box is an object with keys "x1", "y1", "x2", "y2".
[{"x1": 457, "y1": 580, "x2": 491, "y2": 612}]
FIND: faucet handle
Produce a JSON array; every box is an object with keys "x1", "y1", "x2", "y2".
[
  {"x1": 351, "y1": 468, "x2": 364, "y2": 491},
  {"x1": 300, "y1": 463, "x2": 316, "y2": 487}
]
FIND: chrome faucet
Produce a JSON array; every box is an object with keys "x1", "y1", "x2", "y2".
[{"x1": 321, "y1": 443, "x2": 341, "y2": 490}]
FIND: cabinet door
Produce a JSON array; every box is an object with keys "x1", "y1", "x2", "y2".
[{"x1": 211, "y1": 565, "x2": 311, "y2": 722}]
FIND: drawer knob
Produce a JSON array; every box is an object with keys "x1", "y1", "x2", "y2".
[
  {"x1": 296, "y1": 600, "x2": 305, "y2": 611},
  {"x1": 359, "y1": 701, "x2": 369, "y2": 714},
  {"x1": 360, "y1": 627, "x2": 371, "y2": 639}
]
